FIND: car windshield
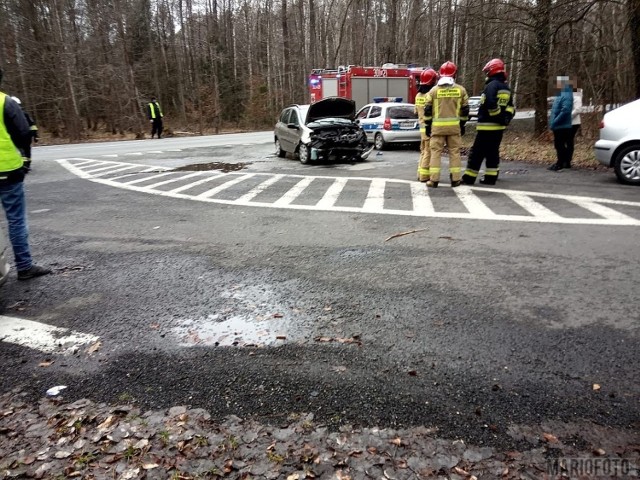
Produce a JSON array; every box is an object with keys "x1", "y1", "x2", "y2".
[
  {"x1": 299, "y1": 106, "x2": 310, "y2": 120},
  {"x1": 388, "y1": 106, "x2": 417, "y2": 119},
  {"x1": 308, "y1": 117, "x2": 353, "y2": 125}
]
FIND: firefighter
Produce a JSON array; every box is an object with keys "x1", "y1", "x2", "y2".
[
  {"x1": 462, "y1": 59, "x2": 515, "y2": 185},
  {"x1": 148, "y1": 96, "x2": 164, "y2": 139},
  {"x1": 415, "y1": 68, "x2": 439, "y2": 182},
  {"x1": 424, "y1": 61, "x2": 469, "y2": 188},
  {"x1": 10, "y1": 97, "x2": 38, "y2": 173}
]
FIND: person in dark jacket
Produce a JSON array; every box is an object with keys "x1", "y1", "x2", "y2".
[
  {"x1": 548, "y1": 76, "x2": 574, "y2": 171},
  {"x1": 11, "y1": 96, "x2": 38, "y2": 172},
  {"x1": 462, "y1": 58, "x2": 515, "y2": 185},
  {"x1": 0, "y1": 69, "x2": 50, "y2": 280},
  {"x1": 147, "y1": 97, "x2": 164, "y2": 139}
]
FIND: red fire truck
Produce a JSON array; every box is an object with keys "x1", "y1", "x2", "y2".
[{"x1": 308, "y1": 64, "x2": 426, "y2": 109}]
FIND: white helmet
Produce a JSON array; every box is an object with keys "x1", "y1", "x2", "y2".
[{"x1": 10, "y1": 96, "x2": 21, "y2": 105}]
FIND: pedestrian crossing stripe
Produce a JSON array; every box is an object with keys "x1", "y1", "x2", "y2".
[{"x1": 57, "y1": 158, "x2": 640, "y2": 226}]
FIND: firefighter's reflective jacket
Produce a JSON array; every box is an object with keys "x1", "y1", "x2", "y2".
[
  {"x1": 424, "y1": 80, "x2": 469, "y2": 136},
  {"x1": 476, "y1": 76, "x2": 515, "y2": 131},
  {"x1": 415, "y1": 92, "x2": 428, "y2": 124}
]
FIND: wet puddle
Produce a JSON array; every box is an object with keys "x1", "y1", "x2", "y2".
[{"x1": 172, "y1": 283, "x2": 299, "y2": 347}]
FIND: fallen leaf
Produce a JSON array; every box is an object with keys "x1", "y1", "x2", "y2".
[
  {"x1": 593, "y1": 448, "x2": 606, "y2": 456},
  {"x1": 286, "y1": 474, "x2": 299, "y2": 480},
  {"x1": 273, "y1": 313, "x2": 284, "y2": 318},
  {"x1": 39, "y1": 361, "x2": 53, "y2": 367},
  {"x1": 389, "y1": 437, "x2": 402, "y2": 446},
  {"x1": 367, "y1": 446, "x2": 378, "y2": 454},
  {"x1": 396, "y1": 459, "x2": 408, "y2": 468},
  {"x1": 502, "y1": 468, "x2": 509, "y2": 476},
  {"x1": 593, "y1": 383, "x2": 601, "y2": 391},
  {"x1": 407, "y1": 370, "x2": 418, "y2": 376},
  {"x1": 543, "y1": 433, "x2": 559, "y2": 443},
  {"x1": 454, "y1": 467, "x2": 470, "y2": 476},
  {"x1": 316, "y1": 337, "x2": 332, "y2": 342},
  {"x1": 276, "y1": 335, "x2": 287, "y2": 340},
  {"x1": 323, "y1": 306, "x2": 332, "y2": 311},
  {"x1": 150, "y1": 324, "x2": 159, "y2": 330},
  {"x1": 142, "y1": 463, "x2": 159, "y2": 470}
]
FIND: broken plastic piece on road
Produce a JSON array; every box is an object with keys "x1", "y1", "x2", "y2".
[{"x1": 46, "y1": 386, "x2": 67, "y2": 396}]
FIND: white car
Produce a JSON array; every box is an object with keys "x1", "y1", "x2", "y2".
[
  {"x1": 355, "y1": 102, "x2": 420, "y2": 150},
  {"x1": 0, "y1": 230, "x2": 10, "y2": 286},
  {"x1": 594, "y1": 99, "x2": 640, "y2": 185}
]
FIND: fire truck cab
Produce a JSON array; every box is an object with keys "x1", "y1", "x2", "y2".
[{"x1": 309, "y1": 64, "x2": 426, "y2": 110}]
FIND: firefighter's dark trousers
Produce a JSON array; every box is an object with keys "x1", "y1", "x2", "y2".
[
  {"x1": 462, "y1": 130, "x2": 504, "y2": 185},
  {"x1": 151, "y1": 118, "x2": 164, "y2": 139}
]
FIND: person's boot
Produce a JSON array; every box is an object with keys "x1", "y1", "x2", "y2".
[
  {"x1": 479, "y1": 176, "x2": 497, "y2": 185},
  {"x1": 426, "y1": 180, "x2": 438, "y2": 188},
  {"x1": 461, "y1": 174, "x2": 476, "y2": 185},
  {"x1": 547, "y1": 164, "x2": 563, "y2": 171},
  {"x1": 17, "y1": 264, "x2": 52, "y2": 280}
]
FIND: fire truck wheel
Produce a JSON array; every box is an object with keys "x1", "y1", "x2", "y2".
[
  {"x1": 297, "y1": 144, "x2": 310, "y2": 164},
  {"x1": 374, "y1": 133, "x2": 387, "y2": 151},
  {"x1": 275, "y1": 138, "x2": 286, "y2": 158}
]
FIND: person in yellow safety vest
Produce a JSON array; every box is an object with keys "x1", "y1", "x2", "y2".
[
  {"x1": 147, "y1": 96, "x2": 164, "y2": 139},
  {"x1": 10, "y1": 96, "x2": 38, "y2": 173},
  {"x1": 415, "y1": 68, "x2": 439, "y2": 182},
  {"x1": 0, "y1": 68, "x2": 51, "y2": 280},
  {"x1": 462, "y1": 58, "x2": 515, "y2": 185},
  {"x1": 424, "y1": 61, "x2": 469, "y2": 188}
]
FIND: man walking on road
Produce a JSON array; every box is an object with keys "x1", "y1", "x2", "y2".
[
  {"x1": 424, "y1": 61, "x2": 469, "y2": 188},
  {"x1": 415, "y1": 68, "x2": 439, "y2": 182},
  {"x1": 148, "y1": 96, "x2": 164, "y2": 139},
  {"x1": 0, "y1": 69, "x2": 51, "y2": 280},
  {"x1": 462, "y1": 58, "x2": 515, "y2": 185}
]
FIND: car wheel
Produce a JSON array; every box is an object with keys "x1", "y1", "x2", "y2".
[
  {"x1": 614, "y1": 144, "x2": 640, "y2": 185},
  {"x1": 275, "y1": 138, "x2": 286, "y2": 158},
  {"x1": 374, "y1": 133, "x2": 386, "y2": 151},
  {"x1": 298, "y1": 144, "x2": 310, "y2": 164}
]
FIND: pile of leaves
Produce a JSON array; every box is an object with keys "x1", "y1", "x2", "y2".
[{"x1": 1, "y1": 390, "x2": 638, "y2": 479}]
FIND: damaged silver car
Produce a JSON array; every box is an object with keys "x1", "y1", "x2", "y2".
[{"x1": 274, "y1": 97, "x2": 373, "y2": 164}]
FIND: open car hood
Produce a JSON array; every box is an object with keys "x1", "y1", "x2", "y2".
[{"x1": 306, "y1": 97, "x2": 356, "y2": 123}]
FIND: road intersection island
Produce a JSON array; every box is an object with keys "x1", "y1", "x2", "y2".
[{"x1": 57, "y1": 157, "x2": 640, "y2": 226}]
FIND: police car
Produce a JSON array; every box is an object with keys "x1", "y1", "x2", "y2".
[{"x1": 355, "y1": 98, "x2": 420, "y2": 150}]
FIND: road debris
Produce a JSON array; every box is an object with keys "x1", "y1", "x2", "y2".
[
  {"x1": 384, "y1": 228, "x2": 428, "y2": 242},
  {"x1": 45, "y1": 386, "x2": 67, "y2": 397}
]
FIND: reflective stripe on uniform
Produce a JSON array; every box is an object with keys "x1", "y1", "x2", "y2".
[
  {"x1": 484, "y1": 168, "x2": 499, "y2": 176},
  {"x1": 430, "y1": 167, "x2": 441, "y2": 173},
  {"x1": 477, "y1": 123, "x2": 506, "y2": 131},
  {"x1": 433, "y1": 119, "x2": 460, "y2": 127},
  {"x1": 29, "y1": 125, "x2": 38, "y2": 131},
  {"x1": 449, "y1": 167, "x2": 461, "y2": 173},
  {"x1": 418, "y1": 167, "x2": 430, "y2": 175},
  {"x1": 464, "y1": 169, "x2": 479, "y2": 177}
]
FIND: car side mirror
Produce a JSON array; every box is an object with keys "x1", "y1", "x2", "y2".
[{"x1": 287, "y1": 123, "x2": 300, "y2": 130}]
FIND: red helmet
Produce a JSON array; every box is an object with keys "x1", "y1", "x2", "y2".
[
  {"x1": 439, "y1": 61, "x2": 457, "y2": 78},
  {"x1": 483, "y1": 58, "x2": 506, "y2": 77},
  {"x1": 420, "y1": 68, "x2": 438, "y2": 86}
]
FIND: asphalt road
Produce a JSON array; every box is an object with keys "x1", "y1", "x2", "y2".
[{"x1": 1, "y1": 131, "x2": 638, "y2": 453}]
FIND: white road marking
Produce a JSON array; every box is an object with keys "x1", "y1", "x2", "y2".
[
  {"x1": 31, "y1": 209, "x2": 51, "y2": 214},
  {"x1": 410, "y1": 182, "x2": 434, "y2": 214},
  {"x1": 316, "y1": 178, "x2": 348, "y2": 208},
  {"x1": 0, "y1": 316, "x2": 99, "y2": 354},
  {"x1": 363, "y1": 179, "x2": 386, "y2": 212},
  {"x1": 57, "y1": 159, "x2": 640, "y2": 226},
  {"x1": 125, "y1": 152, "x2": 143, "y2": 156},
  {"x1": 196, "y1": 173, "x2": 254, "y2": 198},
  {"x1": 454, "y1": 186, "x2": 495, "y2": 218},
  {"x1": 121, "y1": 171, "x2": 176, "y2": 185},
  {"x1": 144, "y1": 172, "x2": 203, "y2": 189},
  {"x1": 273, "y1": 177, "x2": 315, "y2": 206},
  {"x1": 236, "y1": 174, "x2": 284, "y2": 203},
  {"x1": 168, "y1": 174, "x2": 224, "y2": 193},
  {"x1": 505, "y1": 192, "x2": 562, "y2": 219},
  {"x1": 92, "y1": 165, "x2": 141, "y2": 177},
  {"x1": 102, "y1": 154, "x2": 118, "y2": 158}
]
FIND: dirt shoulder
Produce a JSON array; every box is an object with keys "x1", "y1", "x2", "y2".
[{"x1": 1, "y1": 391, "x2": 638, "y2": 479}]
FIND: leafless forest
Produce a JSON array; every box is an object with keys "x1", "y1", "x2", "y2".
[{"x1": 1, "y1": 0, "x2": 639, "y2": 140}]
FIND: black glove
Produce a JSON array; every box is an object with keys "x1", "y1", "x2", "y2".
[
  {"x1": 460, "y1": 122, "x2": 466, "y2": 136},
  {"x1": 425, "y1": 124, "x2": 432, "y2": 137}
]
